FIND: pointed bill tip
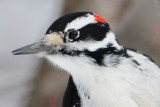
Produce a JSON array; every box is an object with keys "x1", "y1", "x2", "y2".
[
  {"x1": 12, "y1": 47, "x2": 33, "y2": 55},
  {"x1": 11, "y1": 42, "x2": 44, "y2": 55}
]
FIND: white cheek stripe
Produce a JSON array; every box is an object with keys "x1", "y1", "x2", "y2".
[
  {"x1": 66, "y1": 32, "x2": 123, "y2": 51},
  {"x1": 64, "y1": 14, "x2": 96, "y2": 32}
]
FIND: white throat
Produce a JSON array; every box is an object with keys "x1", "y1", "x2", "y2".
[
  {"x1": 45, "y1": 32, "x2": 125, "y2": 107},
  {"x1": 46, "y1": 54, "x2": 139, "y2": 107}
]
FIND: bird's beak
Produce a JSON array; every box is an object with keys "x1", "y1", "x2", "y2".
[{"x1": 12, "y1": 32, "x2": 64, "y2": 55}]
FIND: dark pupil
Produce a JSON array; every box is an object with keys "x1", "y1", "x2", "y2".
[{"x1": 68, "y1": 30, "x2": 78, "y2": 39}]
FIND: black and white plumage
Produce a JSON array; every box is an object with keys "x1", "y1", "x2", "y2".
[{"x1": 12, "y1": 12, "x2": 160, "y2": 107}]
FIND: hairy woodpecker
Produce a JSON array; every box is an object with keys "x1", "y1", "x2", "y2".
[{"x1": 12, "y1": 12, "x2": 160, "y2": 107}]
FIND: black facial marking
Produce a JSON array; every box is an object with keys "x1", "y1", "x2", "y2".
[
  {"x1": 59, "y1": 47, "x2": 81, "y2": 56},
  {"x1": 56, "y1": 46, "x2": 128, "y2": 66},
  {"x1": 84, "y1": 47, "x2": 127, "y2": 66},
  {"x1": 46, "y1": 12, "x2": 93, "y2": 34},
  {"x1": 107, "y1": 43, "x2": 113, "y2": 47},
  {"x1": 78, "y1": 23, "x2": 110, "y2": 41},
  {"x1": 63, "y1": 76, "x2": 80, "y2": 107}
]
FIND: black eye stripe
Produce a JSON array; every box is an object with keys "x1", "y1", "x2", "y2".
[{"x1": 78, "y1": 23, "x2": 110, "y2": 41}]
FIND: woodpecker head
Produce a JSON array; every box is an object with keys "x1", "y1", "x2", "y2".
[{"x1": 12, "y1": 12, "x2": 122, "y2": 66}]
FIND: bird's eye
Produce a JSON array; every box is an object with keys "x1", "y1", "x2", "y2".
[
  {"x1": 66, "y1": 29, "x2": 80, "y2": 42},
  {"x1": 69, "y1": 30, "x2": 78, "y2": 39}
]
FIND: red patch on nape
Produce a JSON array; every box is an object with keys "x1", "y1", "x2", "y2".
[{"x1": 94, "y1": 14, "x2": 106, "y2": 23}]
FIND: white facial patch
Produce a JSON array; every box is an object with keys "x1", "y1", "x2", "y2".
[{"x1": 64, "y1": 14, "x2": 96, "y2": 32}]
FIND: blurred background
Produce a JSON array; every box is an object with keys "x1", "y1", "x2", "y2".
[{"x1": 0, "y1": 0, "x2": 160, "y2": 107}]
